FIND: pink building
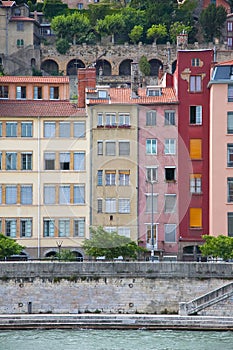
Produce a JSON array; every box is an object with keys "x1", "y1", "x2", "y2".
[{"x1": 209, "y1": 60, "x2": 233, "y2": 237}]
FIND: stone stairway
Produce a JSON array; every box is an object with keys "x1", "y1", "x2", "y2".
[{"x1": 179, "y1": 282, "x2": 233, "y2": 316}]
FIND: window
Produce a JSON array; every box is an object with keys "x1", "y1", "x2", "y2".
[
  {"x1": 59, "y1": 219, "x2": 70, "y2": 237},
  {"x1": 59, "y1": 122, "x2": 70, "y2": 138},
  {"x1": 106, "y1": 113, "x2": 116, "y2": 126},
  {"x1": 119, "y1": 170, "x2": 130, "y2": 186},
  {"x1": 74, "y1": 152, "x2": 85, "y2": 171},
  {"x1": 105, "y1": 198, "x2": 116, "y2": 213},
  {"x1": 118, "y1": 227, "x2": 130, "y2": 238},
  {"x1": 74, "y1": 122, "x2": 85, "y2": 138},
  {"x1": 190, "y1": 106, "x2": 202, "y2": 125},
  {"x1": 0, "y1": 86, "x2": 8, "y2": 98},
  {"x1": 146, "y1": 194, "x2": 158, "y2": 213},
  {"x1": 164, "y1": 194, "x2": 176, "y2": 213},
  {"x1": 98, "y1": 90, "x2": 107, "y2": 98},
  {"x1": 5, "y1": 219, "x2": 16, "y2": 237},
  {"x1": 165, "y1": 167, "x2": 176, "y2": 181},
  {"x1": 191, "y1": 58, "x2": 200, "y2": 67},
  {"x1": 190, "y1": 174, "x2": 202, "y2": 194},
  {"x1": 21, "y1": 122, "x2": 32, "y2": 137},
  {"x1": 74, "y1": 218, "x2": 85, "y2": 237},
  {"x1": 6, "y1": 185, "x2": 17, "y2": 204},
  {"x1": 119, "y1": 113, "x2": 130, "y2": 126},
  {"x1": 0, "y1": 123, "x2": 1, "y2": 137},
  {"x1": 0, "y1": 185, "x2": 2, "y2": 204},
  {"x1": 77, "y1": 3, "x2": 83, "y2": 9},
  {"x1": 146, "y1": 139, "x2": 157, "y2": 154},
  {"x1": 44, "y1": 152, "x2": 55, "y2": 170},
  {"x1": 97, "y1": 141, "x2": 103, "y2": 155},
  {"x1": 190, "y1": 139, "x2": 202, "y2": 159},
  {"x1": 59, "y1": 185, "x2": 70, "y2": 204},
  {"x1": 190, "y1": 208, "x2": 202, "y2": 228},
  {"x1": 228, "y1": 212, "x2": 233, "y2": 237},
  {"x1": 74, "y1": 185, "x2": 85, "y2": 204},
  {"x1": 16, "y1": 39, "x2": 24, "y2": 47},
  {"x1": 97, "y1": 198, "x2": 103, "y2": 213},
  {"x1": 0, "y1": 152, "x2": 1, "y2": 170},
  {"x1": 119, "y1": 141, "x2": 130, "y2": 156},
  {"x1": 6, "y1": 122, "x2": 17, "y2": 137},
  {"x1": 60, "y1": 152, "x2": 70, "y2": 170},
  {"x1": 16, "y1": 86, "x2": 26, "y2": 99},
  {"x1": 146, "y1": 167, "x2": 157, "y2": 182},
  {"x1": 6, "y1": 152, "x2": 17, "y2": 170},
  {"x1": 44, "y1": 122, "x2": 56, "y2": 138},
  {"x1": 33, "y1": 86, "x2": 42, "y2": 99},
  {"x1": 147, "y1": 88, "x2": 161, "y2": 96},
  {"x1": 228, "y1": 178, "x2": 233, "y2": 202},
  {"x1": 164, "y1": 224, "x2": 176, "y2": 243},
  {"x1": 228, "y1": 37, "x2": 233, "y2": 48},
  {"x1": 20, "y1": 219, "x2": 32, "y2": 237},
  {"x1": 146, "y1": 111, "x2": 156, "y2": 126},
  {"x1": 105, "y1": 170, "x2": 116, "y2": 186},
  {"x1": 97, "y1": 113, "x2": 103, "y2": 126},
  {"x1": 17, "y1": 22, "x2": 24, "y2": 31},
  {"x1": 97, "y1": 170, "x2": 103, "y2": 186},
  {"x1": 228, "y1": 85, "x2": 233, "y2": 102},
  {"x1": 106, "y1": 141, "x2": 116, "y2": 156},
  {"x1": 105, "y1": 226, "x2": 116, "y2": 233},
  {"x1": 21, "y1": 185, "x2": 32, "y2": 204},
  {"x1": 146, "y1": 224, "x2": 156, "y2": 245},
  {"x1": 43, "y1": 219, "x2": 55, "y2": 237},
  {"x1": 227, "y1": 112, "x2": 233, "y2": 134},
  {"x1": 164, "y1": 139, "x2": 176, "y2": 155},
  {"x1": 44, "y1": 185, "x2": 56, "y2": 204},
  {"x1": 21, "y1": 153, "x2": 32, "y2": 170},
  {"x1": 228, "y1": 144, "x2": 233, "y2": 167},
  {"x1": 119, "y1": 198, "x2": 130, "y2": 213},
  {"x1": 228, "y1": 22, "x2": 233, "y2": 32},
  {"x1": 49, "y1": 86, "x2": 59, "y2": 99},
  {"x1": 165, "y1": 110, "x2": 175, "y2": 125},
  {"x1": 189, "y1": 75, "x2": 202, "y2": 92}
]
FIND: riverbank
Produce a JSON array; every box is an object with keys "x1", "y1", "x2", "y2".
[{"x1": 0, "y1": 314, "x2": 233, "y2": 331}]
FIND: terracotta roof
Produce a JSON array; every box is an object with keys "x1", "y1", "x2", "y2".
[
  {"x1": 0, "y1": 76, "x2": 69, "y2": 84},
  {"x1": 1, "y1": 1, "x2": 16, "y2": 7},
  {"x1": 0, "y1": 100, "x2": 86, "y2": 117},
  {"x1": 87, "y1": 87, "x2": 178, "y2": 105},
  {"x1": 10, "y1": 16, "x2": 35, "y2": 22},
  {"x1": 215, "y1": 60, "x2": 233, "y2": 66}
]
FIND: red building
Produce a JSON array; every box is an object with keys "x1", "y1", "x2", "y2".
[{"x1": 173, "y1": 49, "x2": 213, "y2": 261}]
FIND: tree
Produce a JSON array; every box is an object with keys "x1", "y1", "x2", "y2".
[
  {"x1": 56, "y1": 38, "x2": 70, "y2": 54},
  {"x1": 129, "y1": 25, "x2": 143, "y2": 44},
  {"x1": 200, "y1": 235, "x2": 233, "y2": 261},
  {"x1": 139, "y1": 55, "x2": 150, "y2": 76},
  {"x1": 200, "y1": 4, "x2": 227, "y2": 42},
  {"x1": 82, "y1": 226, "x2": 145, "y2": 260},
  {"x1": 42, "y1": 0, "x2": 69, "y2": 21},
  {"x1": 147, "y1": 24, "x2": 167, "y2": 44},
  {"x1": 96, "y1": 13, "x2": 125, "y2": 43},
  {"x1": 169, "y1": 21, "x2": 192, "y2": 43},
  {"x1": 0, "y1": 233, "x2": 24, "y2": 260},
  {"x1": 56, "y1": 249, "x2": 76, "y2": 261}
]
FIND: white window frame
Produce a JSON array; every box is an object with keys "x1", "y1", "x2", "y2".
[{"x1": 164, "y1": 139, "x2": 176, "y2": 155}]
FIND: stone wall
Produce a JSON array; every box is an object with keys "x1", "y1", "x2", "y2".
[{"x1": 1, "y1": 262, "x2": 233, "y2": 315}]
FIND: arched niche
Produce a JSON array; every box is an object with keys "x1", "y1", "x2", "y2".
[
  {"x1": 44, "y1": 250, "x2": 57, "y2": 258},
  {"x1": 71, "y1": 250, "x2": 84, "y2": 262},
  {"x1": 67, "y1": 59, "x2": 85, "y2": 76},
  {"x1": 41, "y1": 59, "x2": 59, "y2": 75},
  {"x1": 149, "y1": 59, "x2": 163, "y2": 76},
  {"x1": 119, "y1": 59, "x2": 133, "y2": 76},
  {"x1": 96, "y1": 59, "x2": 112, "y2": 76}
]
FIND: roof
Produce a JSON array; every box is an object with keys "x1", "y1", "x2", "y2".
[
  {"x1": 1, "y1": 1, "x2": 16, "y2": 7},
  {"x1": 215, "y1": 59, "x2": 233, "y2": 66},
  {"x1": 9, "y1": 16, "x2": 36, "y2": 22},
  {"x1": 87, "y1": 87, "x2": 178, "y2": 105},
  {"x1": 0, "y1": 100, "x2": 86, "y2": 117},
  {"x1": 0, "y1": 76, "x2": 69, "y2": 84}
]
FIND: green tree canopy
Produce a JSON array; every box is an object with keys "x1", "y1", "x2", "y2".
[
  {"x1": 56, "y1": 249, "x2": 76, "y2": 261},
  {"x1": 51, "y1": 12, "x2": 94, "y2": 45},
  {"x1": 129, "y1": 25, "x2": 143, "y2": 44},
  {"x1": 200, "y1": 235, "x2": 233, "y2": 261},
  {"x1": 200, "y1": 4, "x2": 227, "y2": 42},
  {"x1": 139, "y1": 55, "x2": 150, "y2": 76},
  {"x1": 42, "y1": 0, "x2": 69, "y2": 21},
  {"x1": 96, "y1": 13, "x2": 125, "y2": 43},
  {"x1": 82, "y1": 226, "x2": 145, "y2": 260},
  {"x1": 147, "y1": 24, "x2": 167, "y2": 44},
  {"x1": 169, "y1": 21, "x2": 192, "y2": 43},
  {"x1": 0, "y1": 233, "x2": 25, "y2": 260}
]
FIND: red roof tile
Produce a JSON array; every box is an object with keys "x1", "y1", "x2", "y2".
[
  {"x1": 0, "y1": 100, "x2": 86, "y2": 117},
  {"x1": 1, "y1": 1, "x2": 15, "y2": 7},
  {"x1": 10, "y1": 16, "x2": 36, "y2": 22},
  {"x1": 0, "y1": 76, "x2": 69, "y2": 84},
  {"x1": 216, "y1": 60, "x2": 233, "y2": 66},
  {"x1": 87, "y1": 87, "x2": 178, "y2": 105}
]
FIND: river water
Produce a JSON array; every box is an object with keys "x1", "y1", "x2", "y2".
[{"x1": 1, "y1": 329, "x2": 233, "y2": 350}]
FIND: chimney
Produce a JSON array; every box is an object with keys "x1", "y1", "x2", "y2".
[
  {"x1": 131, "y1": 62, "x2": 139, "y2": 98},
  {"x1": 77, "y1": 68, "x2": 96, "y2": 108}
]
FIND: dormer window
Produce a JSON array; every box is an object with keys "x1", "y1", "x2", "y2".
[
  {"x1": 147, "y1": 88, "x2": 161, "y2": 97},
  {"x1": 98, "y1": 90, "x2": 108, "y2": 99},
  {"x1": 14, "y1": 8, "x2": 21, "y2": 16}
]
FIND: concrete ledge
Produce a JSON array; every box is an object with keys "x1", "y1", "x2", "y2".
[{"x1": 0, "y1": 314, "x2": 233, "y2": 330}]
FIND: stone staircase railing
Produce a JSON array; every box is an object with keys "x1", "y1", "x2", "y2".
[{"x1": 179, "y1": 282, "x2": 233, "y2": 316}]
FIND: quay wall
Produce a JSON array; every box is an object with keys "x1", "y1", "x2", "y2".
[{"x1": 1, "y1": 262, "x2": 233, "y2": 316}]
